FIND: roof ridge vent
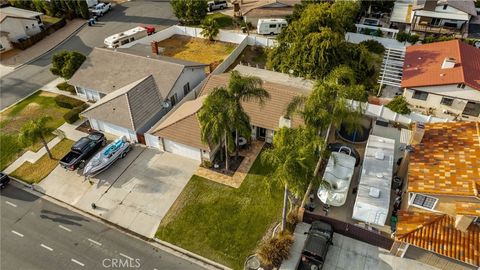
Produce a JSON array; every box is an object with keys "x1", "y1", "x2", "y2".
[{"x1": 441, "y1": 57, "x2": 456, "y2": 69}]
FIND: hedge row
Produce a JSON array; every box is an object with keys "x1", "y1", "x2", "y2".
[
  {"x1": 63, "y1": 103, "x2": 89, "y2": 124},
  {"x1": 54, "y1": 94, "x2": 84, "y2": 109},
  {"x1": 56, "y1": 82, "x2": 76, "y2": 94}
]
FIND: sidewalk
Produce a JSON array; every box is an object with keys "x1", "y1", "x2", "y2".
[{"x1": 0, "y1": 19, "x2": 85, "y2": 77}]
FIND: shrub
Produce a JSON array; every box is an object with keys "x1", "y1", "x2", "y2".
[
  {"x1": 386, "y1": 96, "x2": 411, "y2": 115},
  {"x1": 50, "y1": 51, "x2": 86, "y2": 80},
  {"x1": 396, "y1": 32, "x2": 409, "y2": 42},
  {"x1": 54, "y1": 95, "x2": 84, "y2": 109},
  {"x1": 359, "y1": 40, "x2": 385, "y2": 54},
  {"x1": 422, "y1": 35, "x2": 455, "y2": 44},
  {"x1": 56, "y1": 82, "x2": 76, "y2": 94},
  {"x1": 374, "y1": 28, "x2": 383, "y2": 37},
  {"x1": 407, "y1": 34, "x2": 419, "y2": 44},
  {"x1": 63, "y1": 104, "x2": 88, "y2": 124},
  {"x1": 202, "y1": 160, "x2": 213, "y2": 168},
  {"x1": 256, "y1": 231, "x2": 294, "y2": 267}
]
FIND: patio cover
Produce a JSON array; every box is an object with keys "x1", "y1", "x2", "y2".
[
  {"x1": 352, "y1": 135, "x2": 395, "y2": 226},
  {"x1": 390, "y1": 1, "x2": 414, "y2": 23},
  {"x1": 414, "y1": 10, "x2": 469, "y2": 21}
]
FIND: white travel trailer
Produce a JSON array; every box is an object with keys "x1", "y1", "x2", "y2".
[
  {"x1": 256, "y1": 18, "x2": 287, "y2": 35},
  {"x1": 104, "y1": 26, "x2": 147, "y2": 48}
]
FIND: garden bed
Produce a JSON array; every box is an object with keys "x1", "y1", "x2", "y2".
[
  {"x1": 0, "y1": 91, "x2": 71, "y2": 170},
  {"x1": 156, "y1": 35, "x2": 236, "y2": 71},
  {"x1": 157, "y1": 151, "x2": 283, "y2": 269}
]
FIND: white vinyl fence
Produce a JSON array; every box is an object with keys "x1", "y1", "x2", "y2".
[{"x1": 345, "y1": 32, "x2": 410, "y2": 51}]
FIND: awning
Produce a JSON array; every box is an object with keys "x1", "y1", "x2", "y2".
[
  {"x1": 391, "y1": 2, "x2": 414, "y2": 23},
  {"x1": 414, "y1": 10, "x2": 469, "y2": 21}
]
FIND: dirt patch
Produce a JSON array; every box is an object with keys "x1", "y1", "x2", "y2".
[
  {"x1": 156, "y1": 35, "x2": 236, "y2": 70},
  {"x1": 39, "y1": 91, "x2": 57, "y2": 97},
  {"x1": 229, "y1": 45, "x2": 268, "y2": 71}
]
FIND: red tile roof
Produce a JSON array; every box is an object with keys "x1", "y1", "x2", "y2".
[
  {"x1": 397, "y1": 211, "x2": 480, "y2": 267},
  {"x1": 401, "y1": 40, "x2": 480, "y2": 91}
]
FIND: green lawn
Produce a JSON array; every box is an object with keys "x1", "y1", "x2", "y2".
[
  {"x1": 206, "y1": 13, "x2": 234, "y2": 28},
  {"x1": 156, "y1": 152, "x2": 283, "y2": 270},
  {"x1": 11, "y1": 139, "x2": 74, "y2": 184},
  {"x1": 0, "y1": 91, "x2": 71, "y2": 171}
]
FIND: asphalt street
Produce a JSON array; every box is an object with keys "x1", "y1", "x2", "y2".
[
  {"x1": 0, "y1": 1, "x2": 178, "y2": 110},
  {"x1": 0, "y1": 183, "x2": 206, "y2": 270}
]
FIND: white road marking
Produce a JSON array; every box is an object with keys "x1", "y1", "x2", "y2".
[
  {"x1": 119, "y1": 253, "x2": 133, "y2": 260},
  {"x1": 59, "y1": 225, "x2": 72, "y2": 232},
  {"x1": 5, "y1": 201, "x2": 17, "y2": 207},
  {"x1": 41, "y1": 244, "x2": 53, "y2": 251},
  {"x1": 71, "y1": 259, "x2": 84, "y2": 267},
  {"x1": 11, "y1": 230, "x2": 24, "y2": 237},
  {"x1": 87, "y1": 238, "x2": 102, "y2": 246}
]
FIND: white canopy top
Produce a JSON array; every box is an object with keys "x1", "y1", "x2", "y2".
[{"x1": 352, "y1": 135, "x2": 395, "y2": 226}]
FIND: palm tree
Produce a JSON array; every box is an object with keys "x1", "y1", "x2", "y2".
[
  {"x1": 262, "y1": 127, "x2": 321, "y2": 232},
  {"x1": 285, "y1": 66, "x2": 367, "y2": 205},
  {"x1": 200, "y1": 18, "x2": 220, "y2": 41},
  {"x1": 198, "y1": 87, "x2": 235, "y2": 171},
  {"x1": 227, "y1": 70, "x2": 270, "y2": 158},
  {"x1": 18, "y1": 116, "x2": 55, "y2": 159}
]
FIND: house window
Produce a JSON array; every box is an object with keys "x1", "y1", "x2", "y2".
[
  {"x1": 443, "y1": 4, "x2": 447, "y2": 9},
  {"x1": 463, "y1": 101, "x2": 480, "y2": 117},
  {"x1": 440, "y1": 97, "x2": 453, "y2": 106},
  {"x1": 183, "y1": 82, "x2": 191, "y2": 96},
  {"x1": 410, "y1": 193, "x2": 438, "y2": 210},
  {"x1": 412, "y1": 90, "x2": 428, "y2": 101},
  {"x1": 170, "y1": 93, "x2": 177, "y2": 106}
]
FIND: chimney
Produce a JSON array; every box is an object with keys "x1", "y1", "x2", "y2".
[
  {"x1": 441, "y1": 57, "x2": 456, "y2": 69},
  {"x1": 410, "y1": 122, "x2": 425, "y2": 145},
  {"x1": 455, "y1": 215, "x2": 474, "y2": 232},
  {"x1": 151, "y1": 41, "x2": 159, "y2": 55}
]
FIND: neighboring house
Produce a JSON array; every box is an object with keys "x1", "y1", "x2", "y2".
[
  {"x1": 395, "y1": 121, "x2": 480, "y2": 268},
  {"x1": 147, "y1": 65, "x2": 308, "y2": 161},
  {"x1": 0, "y1": 31, "x2": 11, "y2": 51},
  {"x1": 235, "y1": 0, "x2": 300, "y2": 26},
  {"x1": 390, "y1": 0, "x2": 478, "y2": 37},
  {"x1": 401, "y1": 39, "x2": 480, "y2": 121},
  {"x1": 69, "y1": 46, "x2": 207, "y2": 142},
  {"x1": 0, "y1": 6, "x2": 43, "y2": 50}
]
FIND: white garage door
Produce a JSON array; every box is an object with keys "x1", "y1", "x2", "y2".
[
  {"x1": 91, "y1": 118, "x2": 137, "y2": 142},
  {"x1": 164, "y1": 139, "x2": 201, "y2": 161}
]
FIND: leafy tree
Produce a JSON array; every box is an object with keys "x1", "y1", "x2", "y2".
[
  {"x1": 171, "y1": 0, "x2": 208, "y2": 25},
  {"x1": 50, "y1": 51, "x2": 86, "y2": 80},
  {"x1": 198, "y1": 88, "x2": 236, "y2": 171},
  {"x1": 18, "y1": 116, "x2": 55, "y2": 159},
  {"x1": 359, "y1": 40, "x2": 385, "y2": 54},
  {"x1": 386, "y1": 96, "x2": 411, "y2": 115},
  {"x1": 76, "y1": 0, "x2": 90, "y2": 19},
  {"x1": 262, "y1": 127, "x2": 322, "y2": 231},
  {"x1": 200, "y1": 18, "x2": 220, "y2": 41}
]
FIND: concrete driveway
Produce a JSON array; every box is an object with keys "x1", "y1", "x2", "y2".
[{"x1": 38, "y1": 146, "x2": 199, "y2": 238}]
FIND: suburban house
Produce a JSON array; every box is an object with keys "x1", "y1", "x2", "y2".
[
  {"x1": 390, "y1": 0, "x2": 478, "y2": 37},
  {"x1": 146, "y1": 65, "x2": 308, "y2": 161},
  {"x1": 395, "y1": 121, "x2": 480, "y2": 267},
  {"x1": 69, "y1": 47, "x2": 207, "y2": 142},
  {"x1": 401, "y1": 39, "x2": 480, "y2": 121},
  {"x1": 234, "y1": 0, "x2": 300, "y2": 26},
  {"x1": 0, "y1": 6, "x2": 44, "y2": 51}
]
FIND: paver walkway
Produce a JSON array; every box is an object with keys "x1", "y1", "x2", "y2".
[
  {"x1": 0, "y1": 19, "x2": 85, "y2": 70},
  {"x1": 195, "y1": 141, "x2": 264, "y2": 188}
]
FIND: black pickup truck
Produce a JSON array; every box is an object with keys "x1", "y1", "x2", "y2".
[
  {"x1": 60, "y1": 132, "x2": 106, "y2": 171},
  {"x1": 298, "y1": 221, "x2": 334, "y2": 270}
]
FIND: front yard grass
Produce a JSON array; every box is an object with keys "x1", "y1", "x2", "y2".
[
  {"x1": 205, "y1": 13, "x2": 234, "y2": 28},
  {"x1": 10, "y1": 139, "x2": 74, "y2": 184},
  {"x1": 156, "y1": 152, "x2": 283, "y2": 270},
  {"x1": 0, "y1": 91, "x2": 70, "y2": 170},
  {"x1": 157, "y1": 35, "x2": 236, "y2": 70},
  {"x1": 41, "y1": 15, "x2": 62, "y2": 25}
]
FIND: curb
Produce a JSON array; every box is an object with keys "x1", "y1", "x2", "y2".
[
  {"x1": 13, "y1": 21, "x2": 87, "y2": 71},
  {"x1": 7, "y1": 176, "x2": 230, "y2": 270}
]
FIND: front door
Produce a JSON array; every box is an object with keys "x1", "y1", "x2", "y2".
[{"x1": 257, "y1": 127, "x2": 266, "y2": 139}]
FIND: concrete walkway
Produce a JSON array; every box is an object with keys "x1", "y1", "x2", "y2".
[{"x1": 0, "y1": 19, "x2": 85, "y2": 77}]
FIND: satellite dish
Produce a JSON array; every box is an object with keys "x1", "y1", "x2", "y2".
[{"x1": 162, "y1": 101, "x2": 170, "y2": 108}]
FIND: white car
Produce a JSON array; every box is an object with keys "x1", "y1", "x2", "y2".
[
  {"x1": 207, "y1": 0, "x2": 227, "y2": 12},
  {"x1": 90, "y1": 3, "x2": 111, "y2": 17}
]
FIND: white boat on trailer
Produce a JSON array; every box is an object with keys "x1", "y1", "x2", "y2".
[{"x1": 83, "y1": 136, "x2": 131, "y2": 177}]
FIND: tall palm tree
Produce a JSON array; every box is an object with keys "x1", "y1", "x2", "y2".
[
  {"x1": 200, "y1": 18, "x2": 220, "y2": 41},
  {"x1": 18, "y1": 116, "x2": 55, "y2": 159},
  {"x1": 262, "y1": 127, "x2": 321, "y2": 232},
  {"x1": 227, "y1": 70, "x2": 270, "y2": 158},
  {"x1": 285, "y1": 66, "x2": 367, "y2": 205}
]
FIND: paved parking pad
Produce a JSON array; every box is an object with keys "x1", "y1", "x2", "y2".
[{"x1": 38, "y1": 146, "x2": 199, "y2": 238}]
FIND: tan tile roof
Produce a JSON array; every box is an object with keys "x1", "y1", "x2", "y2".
[
  {"x1": 396, "y1": 211, "x2": 480, "y2": 267},
  {"x1": 408, "y1": 121, "x2": 480, "y2": 196},
  {"x1": 456, "y1": 202, "x2": 480, "y2": 216},
  {"x1": 152, "y1": 71, "x2": 307, "y2": 151}
]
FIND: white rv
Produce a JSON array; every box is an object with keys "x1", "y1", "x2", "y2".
[
  {"x1": 104, "y1": 26, "x2": 147, "y2": 48},
  {"x1": 256, "y1": 18, "x2": 287, "y2": 35}
]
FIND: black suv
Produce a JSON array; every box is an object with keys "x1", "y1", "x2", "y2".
[
  {"x1": 0, "y1": 172, "x2": 10, "y2": 189},
  {"x1": 298, "y1": 221, "x2": 334, "y2": 270}
]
